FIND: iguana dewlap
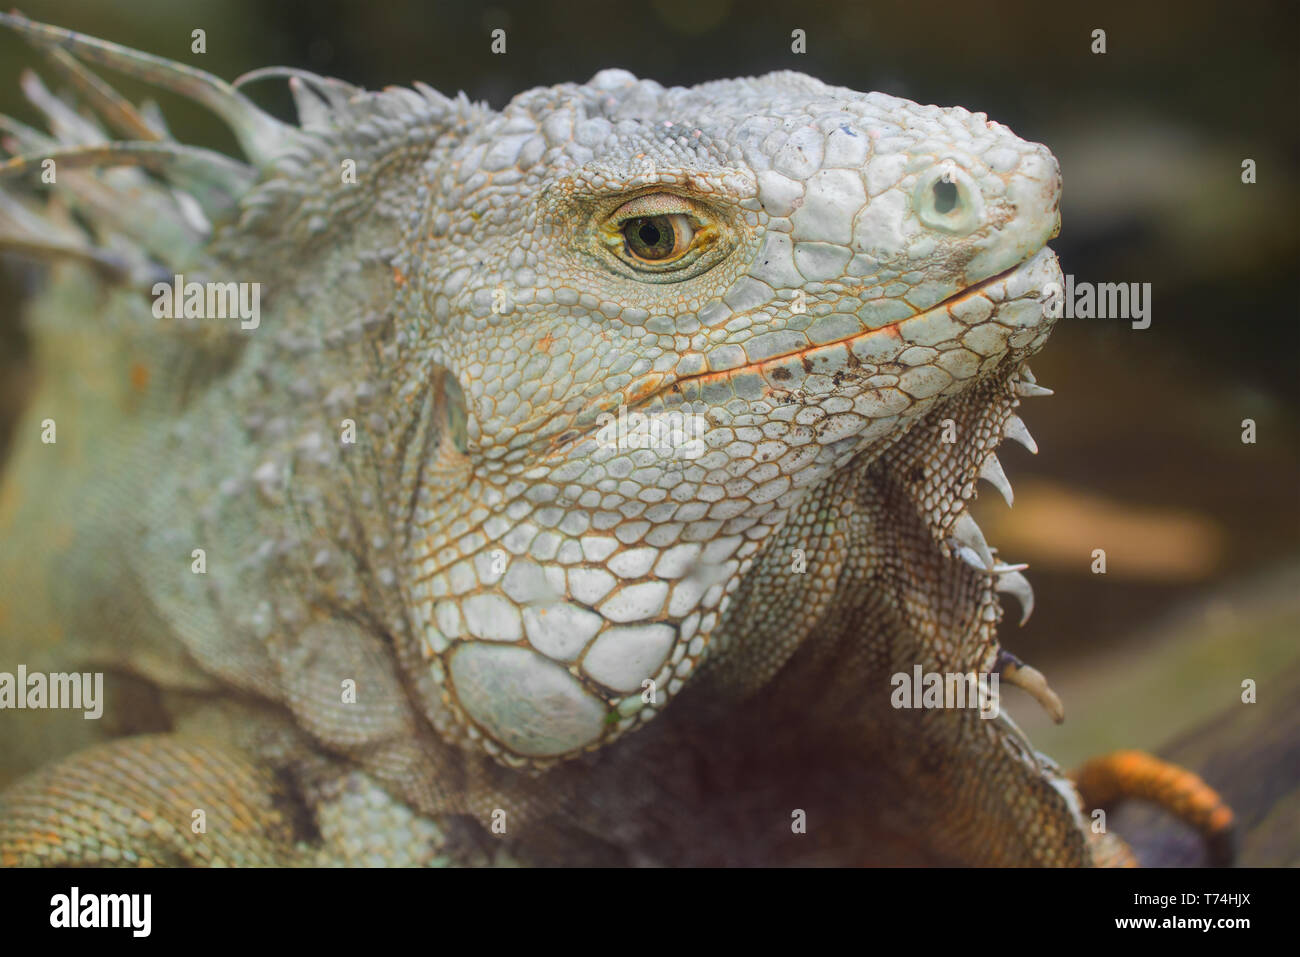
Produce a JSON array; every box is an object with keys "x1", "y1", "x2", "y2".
[{"x1": 0, "y1": 13, "x2": 1231, "y2": 866}]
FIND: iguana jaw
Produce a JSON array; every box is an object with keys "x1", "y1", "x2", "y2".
[
  {"x1": 408, "y1": 248, "x2": 1060, "y2": 768},
  {"x1": 600, "y1": 245, "x2": 1060, "y2": 420}
]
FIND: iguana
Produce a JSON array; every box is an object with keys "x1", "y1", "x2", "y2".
[{"x1": 0, "y1": 13, "x2": 1233, "y2": 866}]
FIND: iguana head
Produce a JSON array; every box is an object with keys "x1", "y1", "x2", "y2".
[
  {"x1": 0, "y1": 14, "x2": 1060, "y2": 770},
  {"x1": 393, "y1": 70, "x2": 1061, "y2": 765}
]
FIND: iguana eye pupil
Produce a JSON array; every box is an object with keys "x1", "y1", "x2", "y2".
[{"x1": 623, "y1": 214, "x2": 686, "y2": 261}]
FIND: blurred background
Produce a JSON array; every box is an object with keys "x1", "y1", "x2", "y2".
[{"x1": 0, "y1": 0, "x2": 1296, "y2": 861}]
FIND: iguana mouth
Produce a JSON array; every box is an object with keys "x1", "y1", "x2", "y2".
[
  {"x1": 626, "y1": 246, "x2": 1057, "y2": 412},
  {"x1": 550, "y1": 247, "x2": 1060, "y2": 457}
]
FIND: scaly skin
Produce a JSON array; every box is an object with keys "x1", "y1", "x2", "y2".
[{"x1": 0, "y1": 14, "x2": 1230, "y2": 866}]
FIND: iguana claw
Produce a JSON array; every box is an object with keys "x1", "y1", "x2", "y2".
[{"x1": 997, "y1": 650, "x2": 1064, "y2": 723}]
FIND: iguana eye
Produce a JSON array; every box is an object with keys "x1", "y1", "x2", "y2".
[
  {"x1": 599, "y1": 192, "x2": 727, "y2": 278},
  {"x1": 622, "y1": 214, "x2": 693, "y2": 262}
]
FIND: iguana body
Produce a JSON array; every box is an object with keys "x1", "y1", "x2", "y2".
[{"x1": 0, "y1": 14, "x2": 1229, "y2": 866}]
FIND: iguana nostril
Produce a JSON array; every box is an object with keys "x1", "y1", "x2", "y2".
[
  {"x1": 913, "y1": 168, "x2": 981, "y2": 234},
  {"x1": 933, "y1": 179, "x2": 959, "y2": 215}
]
